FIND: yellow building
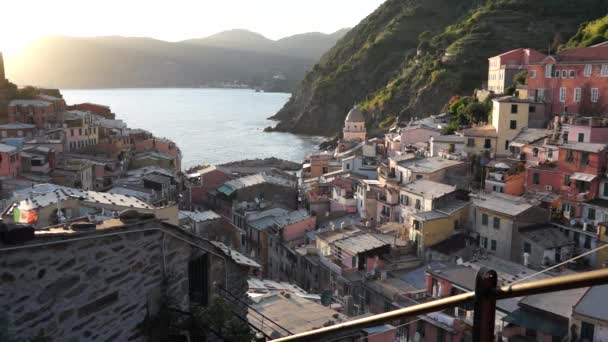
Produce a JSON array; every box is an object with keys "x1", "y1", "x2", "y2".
[
  {"x1": 462, "y1": 124, "x2": 498, "y2": 157},
  {"x1": 343, "y1": 106, "x2": 366, "y2": 142},
  {"x1": 407, "y1": 201, "x2": 469, "y2": 257},
  {"x1": 491, "y1": 96, "x2": 532, "y2": 156}
]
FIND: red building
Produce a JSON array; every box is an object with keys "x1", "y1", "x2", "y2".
[
  {"x1": 69, "y1": 103, "x2": 115, "y2": 119},
  {"x1": 7, "y1": 100, "x2": 55, "y2": 129},
  {"x1": 0, "y1": 143, "x2": 21, "y2": 178},
  {"x1": 187, "y1": 166, "x2": 233, "y2": 208},
  {"x1": 487, "y1": 48, "x2": 545, "y2": 94},
  {"x1": 527, "y1": 46, "x2": 608, "y2": 118}
]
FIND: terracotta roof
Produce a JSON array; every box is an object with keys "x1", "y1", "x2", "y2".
[
  {"x1": 462, "y1": 125, "x2": 497, "y2": 138},
  {"x1": 538, "y1": 46, "x2": 608, "y2": 63}
]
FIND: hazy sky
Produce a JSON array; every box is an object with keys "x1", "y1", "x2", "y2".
[{"x1": 0, "y1": 0, "x2": 385, "y2": 57}]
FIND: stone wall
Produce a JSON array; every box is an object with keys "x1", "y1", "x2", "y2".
[{"x1": 0, "y1": 223, "x2": 250, "y2": 341}]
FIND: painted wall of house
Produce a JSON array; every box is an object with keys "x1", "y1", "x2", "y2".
[
  {"x1": 522, "y1": 144, "x2": 559, "y2": 165},
  {"x1": 0, "y1": 151, "x2": 21, "y2": 178},
  {"x1": 474, "y1": 208, "x2": 515, "y2": 260},
  {"x1": 568, "y1": 125, "x2": 608, "y2": 143},
  {"x1": 463, "y1": 135, "x2": 497, "y2": 156},
  {"x1": 8, "y1": 104, "x2": 54, "y2": 129},
  {"x1": 525, "y1": 167, "x2": 563, "y2": 195},
  {"x1": 492, "y1": 100, "x2": 529, "y2": 156},
  {"x1": 527, "y1": 60, "x2": 608, "y2": 117},
  {"x1": 283, "y1": 216, "x2": 317, "y2": 245}
]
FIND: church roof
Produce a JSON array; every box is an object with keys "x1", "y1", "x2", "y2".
[{"x1": 345, "y1": 106, "x2": 365, "y2": 123}]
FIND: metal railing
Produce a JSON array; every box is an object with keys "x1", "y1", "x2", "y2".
[{"x1": 268, "y1": 268, "x2": 608, "y2": 342}]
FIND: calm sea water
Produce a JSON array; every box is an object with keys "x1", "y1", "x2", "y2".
[{"x1": 61, "y1": 88, "x2": 323, "y2": 170}]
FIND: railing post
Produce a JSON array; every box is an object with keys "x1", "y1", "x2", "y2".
[{"x1": 473, "y1": 268, "x2": 498, "y2": 342}]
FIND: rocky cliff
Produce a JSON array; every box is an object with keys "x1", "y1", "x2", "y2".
[{"x1": 270, "y1": 0, "x2": 608, "y2": 136}]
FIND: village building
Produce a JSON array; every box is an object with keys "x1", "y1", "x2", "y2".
[
  {"x1": 69, "y1": 102, "x2": 115, "y2": 119},
  {"x1": 487, "y1": 48, "x2": 545, "y2": 94},
  {"x1": 472, "y1": 193, "x2": 549, "y2": 264},
  {"x1": 380, "y1": 156, "x2": 466, "y2": 186},
  {"x1": 0, "y1": 186, "x2": 179, "y2": 228},
  {"x1": 62, "y1": 110, "x2": 99, "y2": 152},
  {"x1": 36, "y1": 94, "x2": 67, "y2": 112},
  {"x1": 0, "y1": 143, "x2": 21, "y2": 178},
  {"x1": 0, "y1": 122, "x2": 36, "y2": 139},
  {"x1": 400, "y1": 123, "x2": 441, "y2": 148},
  {"x1": 571, "y1": 285, "x2": 608, "y2": 341},
  {"x1": 19, "y1": 145, "x2": 55, "y2": 178},
  {"x1": 213, "y1": 170, "x2": 297, "y2": 219},
  {"x1": 429, "y1": 134, "x2": 465, "y2": 160},
  {"x1": 527, "y1": 45, "x2": 608, "y2": 118},
  {"x1": 186, "y1": 165, "x2": 233, "y2": 209},
  {"x1": 7, "y1": 100, "x2": 55, "y2": 129},
  {"x1": 462, "y1": 124, "x2": 498, "y2": 158},
  {"x1": 484, "y1": 159, "x2": 526, "y2": 196},
  {"x1": 0, "y1": 216, "x2": 258, "y2": 341}
]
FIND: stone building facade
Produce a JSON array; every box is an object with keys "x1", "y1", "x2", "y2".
[{"x1": 0, "y1": 218, "x2": 257, "y2": 341}]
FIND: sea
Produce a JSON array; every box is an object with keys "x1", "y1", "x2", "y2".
[{"x1": 61, "y1": 88, "x2": 323, "y2": 170}]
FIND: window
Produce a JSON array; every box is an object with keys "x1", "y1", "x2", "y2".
[
  {"x1": 79, "y1": 128, "x2": 82, "y2": 135},
  {"x1": 484, "y1": 139, "x2": 491, "y2": 149},
  {"x1": 537, "y1": 88, "x2": 545, "y2": 101},
  {"x1": 566, "y1": 150, "x2": 574, "y2": 163},
  {"x1": 561, "y1": 70, "x2": 567, "y2": 78},
  {"x1": 530, "y1": 70, "x2": 536, "y2": 78},
  {"x1": 529, "y1": 105, "x2": 536, "y2": 113},
  {"x1": 578, "y1": 132, "x2": 585, "y2": 142},
  {"x1": 71, "y1": 129, "x2": 74, "y2": 136},
  {"x1": 559, "y1": 87, "x2": 567, "y2": 103},
  {"x1": 533, "y1": 173, "x2": 540, "y2": 185},
  {"x1": 574, "y1": 88, "x2": 582, "y2": 102},
  {"x1": 482, "y1": 213, "x2": 488, "y2": 225},
  {"x1": 415, "y1": 199, "x2": 421, "y2": 210},
  {"x1": 554, "y1": 70, "x2": 560, "y2": 78},
  {"x1": 467, "y1": 138, "x2": 475, "y2": 147},
  {"x1": 510, "y1": 120, "x2": 517, "y2": 129},
  {"x1": 545, "y1": 64, "x2": 553, "y2": 78},
  {"x1": 524, "y1": 242, "x2": 532, "y2": 254},
  {"x1": 604, "y1": 183, "x2": 608, "y2": 197},
  {"x1": 416, "y1": 320, "x2": 425, "y2": 337},
  {"x1": 569, "y1": 70, "x2": 575, "y2": 78},
  {"x1": 511, "y1": 104, "x2": 518, "y2": 114},
  {"x1": 533, "y1": 148, "x2": 539, "y2": 157},
  {"x1": 591, "y1": 88, "x2": 599, "y2": 103},
  {"x1": 505, "y1": 140, "x2": 510, "y2": 150},
  {"x1": 602, "y1": 64, "x2": 608, "y2": 77},
  {"x1": 491, "y1": 240, "x2": 497, "y2": 251},
  {"x1": 547, "y1": 149, "x2": 553, "y2": 159},
  {"x1": 493, "y1": 217, "x2": 500, "y2": 229},
  {"x1": 584, "y1": 64, "x2": 592, "y2": 77},
  {"x1": 582, "y1": 152, "x2": 590, "y2": 165},
  {"x1": 564, "y1": 174, "x2": 571, "y2": 186},
  {"x1": 480, "y1": 236, "x2": 488, "y2": 249},
  {"x1": 588, "y1": 208, "x2": 596, "y2": 220}
]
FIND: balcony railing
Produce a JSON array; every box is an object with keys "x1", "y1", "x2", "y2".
[{"x1": 269, "y1": 268, "x2": 608, "y2": 342}]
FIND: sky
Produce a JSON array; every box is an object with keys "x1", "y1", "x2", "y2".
[{"x1": 0, "y1": 0, "x2": 385, "y2": 58}]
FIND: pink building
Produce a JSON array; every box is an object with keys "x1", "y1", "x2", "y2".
[
  {"x1": 557, "y1": 115, "x2": 608, "y2": 143},
  {"x1": 7, "y1": 100, "x2": 55, "y2": 129},
  {"x1": 63, "y1": 111, "x2": 99, "y2": 152},
  {"x1": 188, "y1": 166, "x2": 233, "y2": 208},
  {"x1": 0, "y1": 143, "x2": 21, "y2": 178},
  {"x1": 526, "y1": 164, "x2": 563, "y2": 196},
  {"x1": 527, "y1": 46, "x2": 608, "y2": 117}
]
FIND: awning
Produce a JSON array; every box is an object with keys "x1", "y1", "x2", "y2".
[
  {"x1": 503, "y1": 308, "x2": 567, "y2": 337},
  {"x1": 570, "y1": 172, "x2": 597, "y2": 182},
  {"x1": 510, "y1": 142, "x2": 525, "y2": 148}
]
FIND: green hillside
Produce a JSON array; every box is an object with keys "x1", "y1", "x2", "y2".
[
  {"x1": 270, "y1": 0, "x2": 608, "y2": 136},
  {"x1": 564, "y1": 15, "x2": 608, "y2": 48}
]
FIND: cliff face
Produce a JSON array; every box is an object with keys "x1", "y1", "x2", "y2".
[{"x1": 271, "y1": 0, "x2": 608, "y2": 136}]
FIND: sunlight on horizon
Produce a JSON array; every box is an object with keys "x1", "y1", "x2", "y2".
[{"x1": 0, "y1": 0, "x2": 385, "y2": 58}]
